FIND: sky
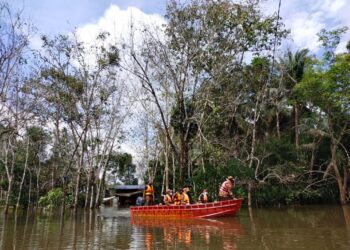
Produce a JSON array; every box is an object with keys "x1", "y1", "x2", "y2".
[
  {"x1": 10, "y1": 0, "x2": 350, "y2": 53},
  {"x1": 8, "y1": 0, "x2": 350, "y2": 160}
]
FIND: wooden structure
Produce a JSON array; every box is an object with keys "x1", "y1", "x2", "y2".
[{"x1": 105, "y1": 185, "x2": 145, "y2": 206}]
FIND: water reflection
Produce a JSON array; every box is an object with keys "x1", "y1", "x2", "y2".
[
  {"x1": 131, "y1": 217, "x2": 244, "y2": 250},
  {"x1": 342, "y1": 205, "x2": 350, "y2": 233},
  {"x1": 1, "y1": 206, "x2": 350, "y2": 249}
]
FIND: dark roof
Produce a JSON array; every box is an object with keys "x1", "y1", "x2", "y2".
[{"x1": 114, "y1": 185, "x2": 145, "y2": 190}]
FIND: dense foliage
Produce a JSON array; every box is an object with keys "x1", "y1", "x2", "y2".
[{"x1": 0, "y1": 0, "x2": 349, "y2": 212}]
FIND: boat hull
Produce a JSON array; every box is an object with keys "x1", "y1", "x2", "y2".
[{"x1": 130, "y1": 198, "x2": 243, "y2": 218}]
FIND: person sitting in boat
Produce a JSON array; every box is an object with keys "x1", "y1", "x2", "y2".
[
  {"x1": 173, "y1": 189, "x2": 182, "y2": 205},
  {"x1": 144, "y1": 180, "x2": 154, "y2": 206},
  {"x1": 163, "y1": 189, "x2": 173, "y2": 205},
  {"x1": 181, "y1": 187, "x2": 190, "y2": 205},
  {"x1": 218, "y1": 176, "x2": 235, "y2": 201},
  {"x1": 183, "y1": 186, "x2": 194, "y2": 204},
  {"x1": 198, "y1": 188, "x2": 210, "y2": 203},
  {"x1": 136, "y1": 196, "x2": 144, "y2": 206}
]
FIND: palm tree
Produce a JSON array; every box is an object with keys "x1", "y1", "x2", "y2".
[{"x1": 281, "y1": 49, "x2": 309, "y2": 148}]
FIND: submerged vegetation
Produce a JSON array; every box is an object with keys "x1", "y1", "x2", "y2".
[{"x1": 0, "y1": 0, "x2": 349, "y2": 212}]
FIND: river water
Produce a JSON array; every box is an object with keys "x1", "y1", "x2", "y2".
[{"x1": 1, "y1": 205, "x2": 350, "y2": 249}]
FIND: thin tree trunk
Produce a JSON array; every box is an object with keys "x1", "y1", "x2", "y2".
[
  {"x1": 89, "y1": 185, "x2": 95, "y2": 209},
  {"x1": 61, "y1": 178, "x2": 66, "y2": 214},
  {"x1": 74, "y1": 168, "x2": 82, "y2": 210},
  {"x1": 95, "y1": 168, "x2": 106, "y2": 208},
  {"x1": 179, "y1": 134, "x2": 189, "y2": 186},
  {"x1": 51, "y1": 163, "x2": 55, "y2": 189},
  {"x1": 276, "y1": 110, "x2": 280, "y2": 138},
  {"x1": 165, "y1": 137, "x2": 169, "y2": 191},
  {"x1": 172, "y1": 151, "x2": 175, "y2": 190},
  {"x1": 4, "y1": 147, "x2": 16, "y2": 214},
  {"x1": 85, "y1": 172, "x2": 91, "y2": 209},
  {"x1": 294, "y1": 104, "x2": 300, "y2": 149},
  {"x1": 28, "y1": 171, "x2": 32, "y2": 208},
  {"x1": 5, "y1": 178, "x2": 13, "y2": 214},
  {"x1": 330, "y1": 140, "x2": 348, "y2": 205},
  {"x1": 0, "y1": 175, "x2": 3, "y2": 201},
  {"x1": 247, "y1": 182, "x2": 252, "y2": 207},
  {"x1": 36, "y1": 161, "x2": 41, "y2": 207},
  {"x1": 16, "y1": 139, "x2": 30, "y2": 210}
]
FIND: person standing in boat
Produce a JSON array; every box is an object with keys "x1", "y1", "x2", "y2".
[
  {"x1": 218, "y1": 176, "x2": 235, "y2": 201},
  {"x1": 144, "y1": 181, "x2": 154, "y2": 205},
  {"x1": 198, "y1": 188, "x2": 210, "y2": 203},
  {"x1": 163, "y1": 189, "x2": 173, "y2": 205}
]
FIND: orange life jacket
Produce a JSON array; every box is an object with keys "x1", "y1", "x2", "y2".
[
  {"x1": 145, "y1": 184, "x2": 154, "y2": 196},
  {"x1": 173, "y1": 192, "x2": 182, "y2": 205},
  {"x1": 181, "y1": 193, "x2": 190, "y2": 205},
  {"x1": 164, "y1": 194, "x2": 173, "y2": 204},
  {"x1": 219, "y1": 180, "x2": 233, "y2": 197}
]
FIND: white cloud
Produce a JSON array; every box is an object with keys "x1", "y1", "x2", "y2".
[
  {"x1": 263, "y1": 0, "x2": 350, "y2": 53},
  {"x1": 75, "y1": 5, "x2": 165, "y2": 162},
  {"x1": 76, "y1": 5, "x2": 165, "y2": 47}
]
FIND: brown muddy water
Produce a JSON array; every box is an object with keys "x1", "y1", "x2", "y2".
[{"x1": 0, "y1": 205, "x2": 350, "y2": 249}]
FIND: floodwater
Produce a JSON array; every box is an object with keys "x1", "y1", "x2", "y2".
[{"x1": 1, "y1": 204, "x2": 350, "y2": 249}]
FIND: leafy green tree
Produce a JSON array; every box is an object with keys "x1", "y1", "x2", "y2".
[
  {"x1": 295, "y1": 28, "x2": 350, "y2": 204},
  {"x1": 108, "y1": 152, "x2": 137, "y2": 185},
  {"x1": 281, "y1": 49, "x2": 309, "y2": 148}
]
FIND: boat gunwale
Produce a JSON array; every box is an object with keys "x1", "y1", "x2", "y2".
[{"x1": 130, "y1": 198, "x2": 243, "y2": 212}]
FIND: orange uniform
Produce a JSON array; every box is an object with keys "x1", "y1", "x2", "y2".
[
  {"x1": 163, "y1": 194, "x2": 173, "y2": 205},
  {"x1": 144, "y1": 184, "x2": 154, "y2": 205},
  {"x1": 219, "y1": 180, "x2": 233, "y2": 198},
  {"x1": 173, "y1": 192, "x2": 182, "y2": 205},
  {"x1": 181, "y1": 193, "x2": 190, "y2": 205}
]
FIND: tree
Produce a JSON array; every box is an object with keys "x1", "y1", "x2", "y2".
[
  {"x1": 129, "y1": 0, "x2": 288, "y2": 188},
  {"x1": 0, "y1": 2, "x2": 33, "y2": 213},
  {"x1": 295, "y1": 28, "x2": 350, "y2": 204},
  {"x1": 35, "y1": 31, "x2": 125, "y2": 210},
  {"x1": 281, "y1": 49, "x2": 309, "y2": 148}
]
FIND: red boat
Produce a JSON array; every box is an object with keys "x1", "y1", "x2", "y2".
[{"x1": 130, "y1": 198, "x2": 243, "y2": 218}]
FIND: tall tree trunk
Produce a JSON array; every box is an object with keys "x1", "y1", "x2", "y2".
[
  {"x1": 61, "y1": 177, "x2": 66, "y2": 214},
  {"x1": 165, "y1": 137, "x2": 169, "y2": 191},
  {"x1": 330, "y1": 140, "x2": 348, "y2": 205},
  {"x1": 95, "y1": 168, "x2": 106, "y2": 208},
  {"x1": 51, "y1": 163, "x2": 55, "y2": 189},
  {"x1": 294, "y1": 104, "x2": 300, "y2": 149},
  {"x1": 4, "y1": 148, "x2": 16, "y2": 214},
  {"x1": 4, "y1": 178, "x2": 13, "y2": 214},
  {"x1": 276, "y1": 109, "x2": 280, "y2": 138},
  {"x1": 36, "y1": 162, "x2": 41, "y2": 207},
  {"x1": 74, "y1": 168, "x2": 82, "y2": 211},
  {"x1": 28, "y1": 171, "x2": 32, "y2": 208},
  {"x1": 0, "y1": 175, "x2": 3, "y2": 201},
  {"x1": 247, "y1": 182, "x2": 252, "y2": 208},
  {"x1": 84, "y1": 172, "x2": 91, "y2": 209},
  {"x1": 179, "y1": 134, "x2": 189, "y2": 186},
  {"x1": 89, "y1": 184, "x2": 95, "y2": 209},
  {"x1": 172, "y1": 152, "x2": 176, "y2": 190},
  {"x1": 16, "y1": 139, "x2": 30, "y2": 210}
]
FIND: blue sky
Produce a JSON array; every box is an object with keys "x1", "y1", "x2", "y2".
[
  {"x1": 10, "y1": 0, "x2": 350, "y2": 53},
  {"x1": 11, "y1": 0, "x2": 166, "y2": 34},
  {"x1": 8, "y1": 0, "x2": 350, "y2": 51}
]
